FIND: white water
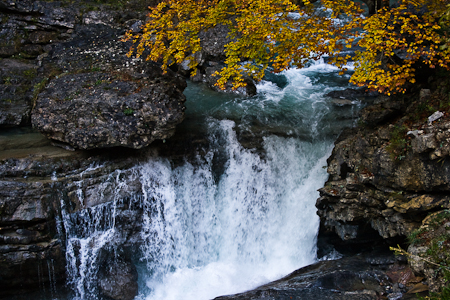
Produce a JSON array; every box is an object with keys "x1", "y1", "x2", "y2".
[
  {"x1": 61, "y1": 61, "x2": 359, "y2": 300},
  {"x1": 137, "y1": 122, "x2": 331, "y2": 300}
]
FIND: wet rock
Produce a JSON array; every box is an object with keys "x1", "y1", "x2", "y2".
[
  {"x1": 0, "y1": 240, "x2": 65, "y2": 296},
  {"x1": 325, "y1": 88, "x2": 379, "y2": 101},
  {"x1": 0, "y1": 1, "x2": 189, "y2": 296},
  {"x1": 99, "y1": 258, "x2": 138, "y2": 300},
  {"x1": 0, "y1": 174, "x2": 67, "y2": 296},
  {"x1": 0, "y1": 59, "x2": 40, "y2": 127},
  {"x1": 214, "y1": 255, "x2": 392, "y2": 300},
  {"x1": 331, "y1": 99, "x2": 354, "y2": 106},
  {"x1": 32, "y1": 70, "x2": 186, "y2": 150}
]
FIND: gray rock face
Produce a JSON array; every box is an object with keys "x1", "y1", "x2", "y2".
[
  {"x1": 214, "y1": 255, "x2": 397, "y2": 300},
  {"x1": 32, "y1": 70, "x2": 186, "y2": 150},
  {"x1": 0, "y1": 0, "x2": 80, "y2": 127},
  {"x1": 0, "y1": 144, "x2": 145, "y2": 297},
  {"x1": 0, "y1": 177, "x2": 66, "y2": 297},
  {"x1": 0, "y1": 59, "x2": 37, "y2": 126},
  {"x1": 316, "y1": 90, "x2": 450, "y2": 247},
  {"x1": 0, "y1": 0, "x2": 185, "y2": 150},
  {"x1": 0, "y1": 0, "x2": 186, "y2": 296},
  {"x1": 22, "y1": 9, "x2": 186, "y2": 150},
  {"x1": 99, "y1": 258, "x2": 139, "y2": 300}
]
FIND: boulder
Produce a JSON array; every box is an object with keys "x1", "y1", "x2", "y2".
[
  {"x1": 32, "y1": 70, "x2": 186, "y2": 150},
  {"x1": 316, "y1": 86, "x2": 450, "y2": 251},
  {"x1": 99, "y1": 258, "x2": 138, "y2": 300},
  {"x1": 31, "y1": 21, "x2": 186, "y2": 150},
  {"x1": 214, "y1": 255, "x2": 394, "y2": 300}
]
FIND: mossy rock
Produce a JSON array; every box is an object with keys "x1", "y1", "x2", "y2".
[{"x1": 407, "y1": 210, "x2": 450, "y2": 294}]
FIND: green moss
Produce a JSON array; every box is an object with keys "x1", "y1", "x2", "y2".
[
  {"x1": 33, "y1": 78, "x2": 49, "y2": 104},
  {"x1": 407, "y1": 210, "x2": 450, "y2": 300},
  {"x1": 386, "y1": 125, "x2": 410, "y2": 161},
  {"x1": 90, "y1": 66, "x2": 102, "y2": 72},
  {"x1": 1, "y1": 15, "x2": 9, "y2": 24},
  {"x1": 22, "y1": 68, "x2": 37, "y2": 80},
  {"x1": 123, "y1": 107, "x2": 134, "y2": 115}
]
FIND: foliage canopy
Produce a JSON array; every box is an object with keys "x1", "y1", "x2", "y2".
[{"x1": 124, "y1": 0, "x2": 450, "y2": 94}]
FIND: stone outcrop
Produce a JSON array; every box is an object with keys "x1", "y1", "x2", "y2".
[
  {"x1": 0, "y1": 59, "x2": 38, "y2": 127},
  {"x1": 1, "y1": 0, "x2": 187, "y2": 150},
  {"x1": 0, "y1": 112, "x2": 205, "y2": 297},
  {"x1": 0, "y1": 162, "x2": 72, "y2": 296},
  {"x1": 0, "y1": 0, "x2": 79, "y2": 127},
  {"x1": 407, "y1": 210, "x2": 450, "y2": 294},
  {"x1": 32, "y1": 68, "x2": 186, "y2": 150},
  {"x1": 0, "y1": 0, "x2": 186, "y2": 296},
  {"x1": 0, "y1": 141, "x2": 143, "y2": 297},
  {"x1": 316, "y1": 84, "x2": 450, "y2": 295},
  {"x1": 99, "y1": 257, "x2": 139, "y2": 300},
  {"x1": 214, "y1": 253, "x2": 426, "y2": 300},
  {"x1": 33, "y1": 15, "x2": 186, "y2": 150}
]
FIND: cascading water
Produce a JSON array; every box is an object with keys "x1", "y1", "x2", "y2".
[
  {"x1": 136, "y1": 124, "x2": 331, "y2": 300},
  {"x1": 60, "y1": 60, "x2": 362, "y2": 300}
]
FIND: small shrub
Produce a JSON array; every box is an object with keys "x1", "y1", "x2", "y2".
[
  {"x1": 123, "y1": 108, "x2": 134, "y2": 116},
  {"x1": 386, "y1": 125, "x2": 410, "y2": 161}
]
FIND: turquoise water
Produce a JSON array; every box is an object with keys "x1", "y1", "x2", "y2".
[
  {"x1": 133, "y1": 61, "x2": 360, "y2": 300},
  {"x1": 59, "y1": 60, "x2": 363, "y2": 300}
]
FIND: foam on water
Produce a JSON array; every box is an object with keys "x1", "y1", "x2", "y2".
[
  {"x1": 136, "y1": 59, "x2": 346, "y2": 299},
  {"x1": 61, "y1": 57, "x2": 359, "y2": 300},
  {"x1": 136, "y1": 120, "x2": 332, "y2": 300}
]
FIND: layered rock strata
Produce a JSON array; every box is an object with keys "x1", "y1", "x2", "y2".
[{"x1": 316, "y1": 85, "x2": 450, "y2": 295}]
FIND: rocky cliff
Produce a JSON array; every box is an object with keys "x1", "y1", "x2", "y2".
[
  {"x1": 1, "y1": 0, "x2": 186, "y2": 150},
  {"x1": 2, "y1": 0, "x2": 450, "y2": 299},
  {"x1": 0, "y1": 0, "x2": 186, "y2": 297},
  {"x1": 317, "y1": 81, "x2": 450, "y2": 294}
]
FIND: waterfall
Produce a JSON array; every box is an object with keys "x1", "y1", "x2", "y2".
[
  {"x1": 136, "y1": 119, "x2": 331, "y2": 300},
  {"x1": 60, "y1": 61, "x2": 359, "y2": 300}
]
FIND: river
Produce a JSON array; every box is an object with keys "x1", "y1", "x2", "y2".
[{"x1": 61, "y1": 59, "x2": 362, "y2": 300}]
